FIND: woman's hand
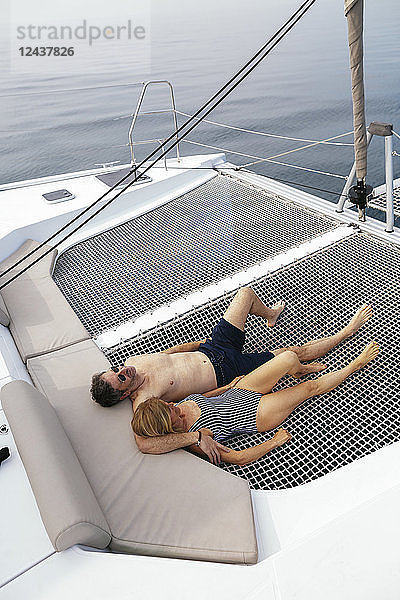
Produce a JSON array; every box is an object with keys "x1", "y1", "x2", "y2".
[{"x1": 272, "y1": 428, "x2": 291, "y2": 447}]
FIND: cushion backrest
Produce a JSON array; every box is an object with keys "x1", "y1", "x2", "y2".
[
  {"x1": 27, "y1": 339, "x2": 258, "y2": 564},
  {"x1": 0, "y1": 294, "x2": 10, "y2": 326},
  {"x1": 2, "y1": 380, "x2": 111, "y2": 551},
  {"x1": 0, "y1": 240, "x2": 89, "y2": 361}
]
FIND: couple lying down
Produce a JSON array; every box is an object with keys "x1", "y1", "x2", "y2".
[
  {"x1": 91, "y1": 287, "x2": 378, "y2": 465},
  {"x1": 131, "y1": 339, "x2": 379, "y2": 466}
]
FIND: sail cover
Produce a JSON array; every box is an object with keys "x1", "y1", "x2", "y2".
[{"x1": 345, "y1": 0, "x2": 367, "y2": 179}]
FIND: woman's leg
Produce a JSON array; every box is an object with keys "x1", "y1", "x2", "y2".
[
  {"x1": 234, "y1": 350, "x2": 326, "y2": 394},
  {"x1": 256, "y1": 341, "x2": 379, "y2": 431}
]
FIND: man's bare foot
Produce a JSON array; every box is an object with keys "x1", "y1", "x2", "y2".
[
  {"x1": 267, "y1": 301, "x2": 286, "y2": 327},
  {"x1": 351, "y1": 341, "x2": 379, "y2": 371},
  {"x1": 291, "y1": 362, "x2": 327, "y2": 378},
  {"x1": 344, "y1": 304, "x2": 373, "y2": 337}
]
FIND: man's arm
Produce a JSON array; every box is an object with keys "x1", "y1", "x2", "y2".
[
  {"x1": 161, "y1": 340, "x2": 206, "y2": 354},
  {"x1": 135, "y1": 428, "x2": 230, "y2": 463}
]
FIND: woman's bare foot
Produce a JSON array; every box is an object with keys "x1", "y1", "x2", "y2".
[
  {"x1": 344, "y1": 304, "x2": 373, "y2": 337},
  {"x1": 267, "y1": 301, "x2": 286, "y2": 327},
  {"x1": 291, "y1": 362, "x2": 327, "y2": 378},
  {"x1": 351, "y1": 341, "x2": 380, "y2": 371}
]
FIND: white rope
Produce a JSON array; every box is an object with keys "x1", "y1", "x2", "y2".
[
  {"x1": 0, "y1": 81, "x2": 144, "y2": 99},
  {"x1": 176, "y1": 111, "x2": 354, "y2": 147},
  {"x1": 239, "y1": 132, "x2": 355, "y2": 165},
  {"x1": 393, "y1": 131, "x2": 400, "y2": 140},
  {"x1": 183, "y1": 139, "x2": 347, "y2": 179},
  {"x1": 114, "y1": 109, "x2": 354, "y2": 146}
]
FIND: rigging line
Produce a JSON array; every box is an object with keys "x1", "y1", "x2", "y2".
[
  {"x1": 108, "y1": 128, "x2": 354, "y2": 157},
  {"x1": 175, "y1": 111, "x2": 354, "y2": 146},
  {"x1": 0, "y1": 81, "x2": 145, "y2": 99},
  {"x1": 0, "y1": 0, "x2": 317, "y2": 283},
  {"x1": 115, "y1": 108, "x2": 354, "y2": 146},
  {"x1": 392, "y1": 131, "x2": 400, "y2": 140},
  {"x1": 183, "y1": 139, "x2": 347, "y2": 179},
  {"x1": 0, "y1": 0, "x2": 317, "y2": 290},
  {"x1": 255, "y1": 131, "x2": 356, "y2": 161}
]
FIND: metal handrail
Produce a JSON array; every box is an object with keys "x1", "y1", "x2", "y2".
[{"x1": 128, "y1": 80, "x2": 181, "y2": 166}]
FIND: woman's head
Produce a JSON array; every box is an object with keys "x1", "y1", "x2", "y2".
[{"x1": 131, "y1": 397, "x2": 186, "y2": 437}]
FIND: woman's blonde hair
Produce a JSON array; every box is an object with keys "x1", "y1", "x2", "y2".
[{"x1": 131, "y1": 397, "x2": 183, "y2": 437}]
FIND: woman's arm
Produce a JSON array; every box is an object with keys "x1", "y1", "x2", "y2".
[{"x1": 189, "y1": 429, "x2": 291, "y2": 466}]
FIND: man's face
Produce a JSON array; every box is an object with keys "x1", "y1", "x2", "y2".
[
  {"x1": 101, "y1": 365, "x2": 138, "y2": 396},
  {"x1": 166, "y1": 402, "x2": 187, "y2": 431}
]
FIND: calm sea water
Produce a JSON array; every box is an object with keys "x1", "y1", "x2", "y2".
[{"x1": 1, "y1": 0, "x2": 399, "y2": 202}]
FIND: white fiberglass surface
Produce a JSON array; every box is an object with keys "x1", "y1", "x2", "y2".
[{"x1": 0, "y1": 411, "x2": 54, "y2": 588}]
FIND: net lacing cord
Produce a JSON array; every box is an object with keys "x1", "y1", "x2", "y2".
[{"x1": 0, "y1": 0, "x2": 318, "y2": 292}]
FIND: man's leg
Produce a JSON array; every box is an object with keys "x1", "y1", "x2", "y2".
[
  {"x1": 272, "y1": 304, "x2": 372, "y2": 361},
  {"x1": 257, "y1": 341, "x2": 379, "y2": 431},
  {"x1": 223, "y1": 287, "x2": 285, "y2": 332}
]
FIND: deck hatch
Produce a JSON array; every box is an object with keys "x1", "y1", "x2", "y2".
[{"x1": 95, "y1": 167, "x2": 151, "y2": 188}]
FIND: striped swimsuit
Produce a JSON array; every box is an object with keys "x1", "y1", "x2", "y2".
[{"x1": 177, "y1": 388, "x2": 261, "y2": 443}]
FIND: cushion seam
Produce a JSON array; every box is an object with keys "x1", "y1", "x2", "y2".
[
  {"x1": 55, "y1": 520, "x2": 112, "y2": 550},
  {"x1": 110, "y1": 535, "x2": 256, "y2": 555},
  {"x1": 25, "y1": 335, "x2": 91, "y2": 361}
]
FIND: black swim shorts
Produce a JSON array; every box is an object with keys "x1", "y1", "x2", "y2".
[{"x1": 198, "y1": 318, "x2": 275, "y2": 386}]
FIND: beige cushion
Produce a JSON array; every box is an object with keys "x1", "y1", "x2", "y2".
[
  {"x1": 27, "y1": 339, "x2": 258, "y2": 564},
  {"x1": 0, "y1": 294, "x2": 10, "y2": 326},
  {"x1": 2, "y1": 380, "x2": 111, "y2": 551},
  {"x1": 0, "y1": 240, "x2": 89, "y2": 361}
]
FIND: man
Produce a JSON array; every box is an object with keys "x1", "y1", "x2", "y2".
[{"x1": 91, "y1": 287, "x2": 371, "y2": 462}]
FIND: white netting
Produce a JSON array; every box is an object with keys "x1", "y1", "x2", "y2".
[
  {"x1": 53, "y1": 175, "x2": 338, "y2": 337},
  {"x1": 369, "y1": 186, "x2": 400, "y2": 216},
  {"x1": 106, "y1": 233, "x2": 400, "y2": 490},
  {"x1": 52, "y1": 173, "x2": 400, "y2": 490}
]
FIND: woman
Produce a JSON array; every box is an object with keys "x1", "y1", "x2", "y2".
[{"x1": 131, "y1": 341, "x2": 379, "y2": 466}]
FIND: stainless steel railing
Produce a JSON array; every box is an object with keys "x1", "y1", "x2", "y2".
[{"x1": 128, "y1": 80, "x2": 181, "y2": 166}]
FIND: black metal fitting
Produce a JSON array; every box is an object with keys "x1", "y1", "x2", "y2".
[
  {"x1": 348, "y1": 179, "x2": 373, "y2": 210},
  {"x1": 0, "y1": 447, "x2": 10, "y2": 466}
]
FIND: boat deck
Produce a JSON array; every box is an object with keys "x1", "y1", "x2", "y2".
[{"x1": 53, "y1": 173, "x2": 400, "y2": 490}]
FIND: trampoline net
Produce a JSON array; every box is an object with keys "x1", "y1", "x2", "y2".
[
  {"x1": 52, "y1": 173, "x2": 400, "y2": 490},
  {"x1": 106, "y1": 233, "x2": 400, "y2": 490},
  {"x1": 53, "y1": 175, "x2": 338, "y2": 337},
  {"x1": 369, "y1": 185, "x2": 400, "y2": 216}
]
